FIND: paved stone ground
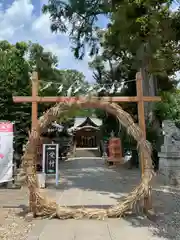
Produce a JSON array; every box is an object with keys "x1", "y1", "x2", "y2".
[{"x1": 0, "y1": 158, "x2": 180, "y2": 239}]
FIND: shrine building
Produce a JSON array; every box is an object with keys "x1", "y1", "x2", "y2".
[{"x1": 70, "y1": 117, "x2": 102, "y2": 150}]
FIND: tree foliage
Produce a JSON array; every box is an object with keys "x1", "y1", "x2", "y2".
[
  {"x1": 0, "y1": 40, "x2": 87, "y2": 153},
  {"x1": 41, "y1": 0, "x2": 180, "y2": 140},
  {"x1": 42, "y1": 0, "x2": 180, "y2": 139},
  {"x1": 43, "y1": 0, "x2": 180, "y2": 85},
  {"x1": 154, "y1": 90, "x2": 180, "y2": 125}
]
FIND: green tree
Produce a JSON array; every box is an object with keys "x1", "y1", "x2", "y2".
[
  {"x1": 0, "y1": 40, "x2": 88, "y2": 154},
  {"x1": 39, "y1": 69, "x2": 89, "y2": 98},
  {"x1": 43, "y1": 0, "x2": 179, "y2": 88},
  {"x1": 154, "y1": 90, "x2": 180, "y2": 125},
  {"x1": 39, "y1": 68, "x2": 91, "y2": 123},
  {"x1": 0, "y1": 40, "x2": 31, "y2": 151},
  {"x1": 28, "y1": 42, "x2": 58, "y2": 79}
]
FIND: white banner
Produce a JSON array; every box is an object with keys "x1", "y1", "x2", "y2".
[{"x1": 0, "y1": 122, "x2": 13, "y2": 183}]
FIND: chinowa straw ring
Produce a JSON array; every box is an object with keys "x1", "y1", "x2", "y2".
[{"x1": 22, "y1": 98, "x2": 154, "y2": 219}]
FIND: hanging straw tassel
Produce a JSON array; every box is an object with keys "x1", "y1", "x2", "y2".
[
  {"x1": 73, "y1": 86, "x2": 81, "y2": 94},
  {"x1": 87, "y1": 85, "x2": 94, "y2": 93},
  {"x1": 40, "y1": 82, "x2": 52, "y2": 91},
  {"x1": 67, "y1": 86, "x2": 73, "y2": 97},
  {"x1": 116, "y1": 85, "x2": 123, "y2": 93},
  {"x1": 109, "y1": 83, "x2": 115, "y2": 94},
  {"x1": 58, "y1": 84, "x2": 63, "y2": 93},
  {"x1": 97, "y1": 85, "x2": 106, "y2": 93}
]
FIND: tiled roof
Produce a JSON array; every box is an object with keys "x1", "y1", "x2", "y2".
[{"x1": 73, "y1": 117, "x2": 102, "y2": 128}]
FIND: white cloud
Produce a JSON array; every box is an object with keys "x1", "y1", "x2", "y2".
[
  {"x1": 44, "y1": 43, "x2": 69, "y2": 58},
  {"x1": 5, "y1": 0, "x2": 33, "y2": 24},
  {"x1": 44, "y1": 42, "x2": 93, "y2": 80},
  {"x1": 0, "y1": 0, "x2": 34, "y2": 39},
  {"x1": 32, "y1": 13, "x2": 56, "y2": 39},
  {"x1": 0, "y1": 0, "x2": 93, "y2": 81}
]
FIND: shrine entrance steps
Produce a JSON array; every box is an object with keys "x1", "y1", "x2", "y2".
[{"x1": 74, "y1": 148, "x2": 101, "y2": 158}]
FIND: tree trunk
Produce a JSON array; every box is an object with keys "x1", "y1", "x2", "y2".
[{"x1": 141, "y1": 68, "x2": 158, "y2": 120}]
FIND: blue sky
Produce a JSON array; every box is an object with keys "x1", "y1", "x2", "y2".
[
  {"x1": 0, "y1": 0, "x2": 109, "y2": 82},
  {"x1": 0, "y1": 0, "x2": 179, "y2": 82}
]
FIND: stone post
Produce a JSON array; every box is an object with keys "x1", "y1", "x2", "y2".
[{"x1": 158, "y1": 120, "x2": 180, "y2": 186}]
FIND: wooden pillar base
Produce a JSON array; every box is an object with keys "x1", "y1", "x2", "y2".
[
  {"x1": 143, "y1": 186, "x2": 156, "y2": 221},
  {"x1": 143, "y1": 208, "x2": 157, "y2": 221}
]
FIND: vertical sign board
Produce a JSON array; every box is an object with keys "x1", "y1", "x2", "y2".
[
  {"x1": 0, "y1": 122, "x2": 13, "y2": 183},
  {"x1": 42, "y1": 144, "x2": 59, "y2": 186}
]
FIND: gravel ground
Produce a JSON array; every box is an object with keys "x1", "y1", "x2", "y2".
[
  {"x1": 149, "y1": 184, "x2": 180, "y2": 239},
  {"x1": 125, "y1": 175, "x2": 180, "y2": 239},
  {"x1": 0, "y1": 207, "x2": 34, "y2": 240},
  {"x1": 0, "y1": 188, "x2": 35, "y2": 240}
]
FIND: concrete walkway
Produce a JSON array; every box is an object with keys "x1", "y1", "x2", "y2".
[
  {"x1": 35, "y1": 219, "x2": 154, "y2": 240},
  {"x1": 28, "y1": 158, "x2": 165, "y2": 240},
  {"x1": 46, "y1": 157, "x2": 141, "y2": 205}
]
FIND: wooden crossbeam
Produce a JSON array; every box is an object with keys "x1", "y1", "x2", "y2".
[
  {"x1": 13, "y1": 96, "x2": 161, "y2": 103},
  {"x1": 13, "y1": 71, "x2": 161, "y2": 212},
  {"x1": 12, "y1": 71, "x2": 161, "y2": 137}
]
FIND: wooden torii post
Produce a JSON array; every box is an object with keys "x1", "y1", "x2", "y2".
[{"x1": 13, "y1": 71, "x2": 161, "y2": 212}]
